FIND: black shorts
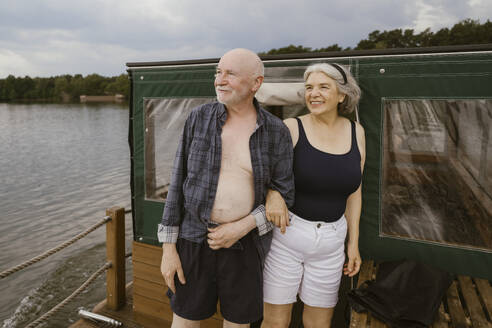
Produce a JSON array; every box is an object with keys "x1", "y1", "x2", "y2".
[{"x1": 167, "y1": 231, "x2": 263, "y2": 324}]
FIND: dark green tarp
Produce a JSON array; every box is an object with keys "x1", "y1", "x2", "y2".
[{"x1": 127, "y1": 46, "x2": 492, "y2": 279}]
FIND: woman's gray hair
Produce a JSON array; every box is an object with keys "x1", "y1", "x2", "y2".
[{"x1": 303, "y1": 63, "x2": 361, "y2": 114}]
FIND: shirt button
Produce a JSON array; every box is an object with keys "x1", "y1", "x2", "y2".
[{"x1": 317, "y1": 223, "x2": 321, "y2": 228}]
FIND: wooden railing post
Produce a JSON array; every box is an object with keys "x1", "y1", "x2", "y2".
[{"x1": 106, "y1": 207, "x2": 126, "y2": 310}]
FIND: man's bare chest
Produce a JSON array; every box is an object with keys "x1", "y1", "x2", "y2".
[{"x1": 220, "y1": 124, "x2": 254, "y2": 171}]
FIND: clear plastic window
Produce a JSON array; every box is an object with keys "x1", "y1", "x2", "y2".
[
  {"x1": 144, "y1": 97, "x2": 215, "y2": 201},
  {"x1": 382, "y1": 99, "x2": 492, "y2": 251}
]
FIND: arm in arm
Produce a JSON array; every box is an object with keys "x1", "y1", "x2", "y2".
[
  {"x1": 264, "y1": 122, "x2": 295, "y2": 233},
  {"x1": 208, "y1": 122, "x2": 295, "y2": 247}
]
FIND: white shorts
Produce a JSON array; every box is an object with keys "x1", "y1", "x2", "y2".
[{"x1": 263, "y1": 212, "x2": 347, "y2": 308}]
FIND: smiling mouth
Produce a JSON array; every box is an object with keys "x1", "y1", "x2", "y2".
[{"x1": 310, "y1": 101, "x2": 324, "y2": 105}]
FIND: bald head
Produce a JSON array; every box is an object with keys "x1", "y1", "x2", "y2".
[
  {"x1": 215, "y1": 48, "x2": 265, "y2": 107},
  {"x1": 221, "y1": 48, "x2": 264, "y2": 78}
]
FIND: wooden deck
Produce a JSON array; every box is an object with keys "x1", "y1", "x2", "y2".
[
  {"x1": 70, "y1": 246, "x2": 492, "y2": 328},
  {"x1": 71, "y1": 241, "x2": 224, "y2": 328},
  {"x1": 70, "y1": 283, "x2": 144, "y2": 328},
  {"x1": 349, "y1": 261, "x2": 492, "y2": 328}
]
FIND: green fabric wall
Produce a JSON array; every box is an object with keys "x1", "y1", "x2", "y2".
[{"x1": 128, "y1": 51, "x2": 492, "y2": 279}]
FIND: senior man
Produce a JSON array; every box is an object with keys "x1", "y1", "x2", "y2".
[{"x1": 158, "y1": 48, "x2": 294, "y2": 328}]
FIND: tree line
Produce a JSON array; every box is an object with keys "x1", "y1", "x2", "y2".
[
  {"x1": 259, "y1": 19, "x2": 492, "y2": 55},
  {"x1": 1, "y1": 19, "x2": 490, "y2": 102},
  {"x1": 0, "y1": 73, "x2": 129, "y2": 102}
]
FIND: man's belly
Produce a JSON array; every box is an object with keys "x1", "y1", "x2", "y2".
[{"x1": 210, "y1": 171, "x2": 255, "y2": 223}]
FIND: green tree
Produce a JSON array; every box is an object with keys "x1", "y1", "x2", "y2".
[
  {"x1": 315, "y1": 44, "x2": 343, "y2": 52},
  {"x1": 260, "y1": 19, "x2": 492, "y2": 54},
  {"x1": 0, "y1": 79, "x2": 6, "y2": 100},
  {"x1": 83, "y1": 74, "x2": 107, "y2": 95},
  {"x1": 4, "y1": 75, "x2": 17, "y2": 100},
  {"x1": 259, "y1": 44, "x2": 313, "y2": 55},
  {"x1": 105, "y1": 74, "x2": 129, "y2": 98}
]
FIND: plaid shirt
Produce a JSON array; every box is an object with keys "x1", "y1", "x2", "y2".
[{"x1": 158, "y1": 99, "x2": 294, "y2": 257}]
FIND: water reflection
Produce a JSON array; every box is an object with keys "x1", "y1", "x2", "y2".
[{"x1": 0, "y1": 103, "x2": 131, "y2": 327}]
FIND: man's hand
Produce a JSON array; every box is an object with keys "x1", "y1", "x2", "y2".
[
  {"x1": 343, "y1": 241, "x2": 361, "y2": 277},
  {"x1": 207, "y1": 215, "x2": 255, "y2": 250},
  {"x1": 160, "y1": 243, "x2": 186, "y2": 293},
  {"x1": 266, "y1": 189, "x2": 289, "y2": 233}
]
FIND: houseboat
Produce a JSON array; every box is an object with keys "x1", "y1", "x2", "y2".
[{"x1": 86, "y1": 44, "x2": 492, "y2": 328}]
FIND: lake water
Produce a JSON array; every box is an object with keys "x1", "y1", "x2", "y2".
[{"x1": 0, "y1": 103, "x2": 132, "y2": 328}]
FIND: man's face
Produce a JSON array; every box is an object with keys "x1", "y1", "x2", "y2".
[{"x1": 214, "y1": 52, "x2": 256, "y2": 107}]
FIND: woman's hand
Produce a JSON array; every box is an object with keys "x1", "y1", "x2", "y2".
[
  {"x1": 344, "y1": 241, "x2": 361, "y2": 277},
  {"x1": 265, "y1": 189, "x2": 289, "y2": 233}
]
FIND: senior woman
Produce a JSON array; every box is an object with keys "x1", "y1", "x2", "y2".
[{"x1": 262, "y1": 63, "x2": 365, "y2": 328}]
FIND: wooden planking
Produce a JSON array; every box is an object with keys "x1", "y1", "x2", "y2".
[
  {"x1": 134, "y1": 277, "x2": 168, "y2": 303},
  {"x1": 133, "y1": 241, "x2": 162, "y2": 267},
  {"x1": 134, "y1": 293, "x2": 175, "y2": 323},
  {"x1": 457, "y1": 275, "x2": 489, "y2": 328},
  {"x1": 348, "y1": 260, "x2": 492, "y2": 328},
  {"x1": 369, "y1": 315, "x2": 388, "y2": 328},
  {"x1": 431, "y1": 303, "x2": 449, "y2": 328},
  {"x1": 106, "y1": 207, "x2": 126, "y2": 310},
  {"x1": 357, "y1": 260, "x2": 375, "y2": 287},
  {"x1": 446, "y1": 281, "x2": 468, "y2": 328},
  {"x1": 134, "y1": 311, "x2": 171, "y2": 328},
  {"x1": 134, "y1": 293, "x2": 223, "y2": 327},
  {"x1": 201, "y1": 316, "x2": 225, "y2": 328},
  {"x1": 350, "y1": 260, "x2": 375, "y2": 328},
  {"x1": 134, "y1": 259, "x2": 165, "y2": 285},
  {"x1": 132, "y1": 241, "x2": 225, "y2": 327},
  {"x1": 475, "y1": 278, "x2": 492, "y2": 320},
  {"x1": 70, "y1": 283, "x2": 145, "y2": 328},
  {"x1": 133, "y1": 241, "x2": 172, "y2": 327},
  {"x1": 93, "y1": 283, "x2": 136, "y2": 325}
]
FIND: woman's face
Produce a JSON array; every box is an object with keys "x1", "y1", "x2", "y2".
[{"x1": 304, "y1": 71, "x2": 345, "y2": 116}]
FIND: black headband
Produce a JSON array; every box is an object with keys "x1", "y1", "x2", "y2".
[{"x1": 329, "y1": 63, "x2": 347, "y2": 85}]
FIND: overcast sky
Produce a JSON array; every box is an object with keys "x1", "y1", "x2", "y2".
[{"x1": 0, "y1": 0, "x2": 491, "y2": 78}]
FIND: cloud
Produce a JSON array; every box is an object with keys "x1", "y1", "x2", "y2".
[
  {"x1": 0, "y1": 0, "x2": 491, "y2": 78},
  {"x1": 0, "y1": 49, "x2": 38, "y2": 77},
  {"x1": 403, "y1": 0, "x2": 492, "y2": 32},
  {"x1": 409, "y1": 0, "x2": 460, "y2": 32}
]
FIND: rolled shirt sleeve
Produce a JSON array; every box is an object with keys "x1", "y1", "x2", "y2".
[
  {"x1": 157, "y1": 224, "x2": 179, "y2": 243},
  {"x1": 251, "y1": 205, "x2": 274, "y2": 236}
]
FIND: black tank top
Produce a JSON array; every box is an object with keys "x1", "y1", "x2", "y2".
[{"x1": 290, "y1": 118, "x2": 362, "y2": 222}]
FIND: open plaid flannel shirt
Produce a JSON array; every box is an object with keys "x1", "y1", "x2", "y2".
[{"x1": 158, "y1": 99, "x2": 294, "y2": 246}]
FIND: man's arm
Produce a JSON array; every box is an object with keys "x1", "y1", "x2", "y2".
[
  {"x1": 262, "y1": 123, "x2": 294, "y2": 233},
  {"x1": 269, "y1": 124, "x2": 295, "y2": 207},
  {"x1": 207, "y1": 214, "x2": 257, "y2": 250},
  {"x1": 158, "y1": 114, "x2": 193, "y2": 292},
  {"x1": 245, "y1": 123, "x2": 294, "y2": 235}
]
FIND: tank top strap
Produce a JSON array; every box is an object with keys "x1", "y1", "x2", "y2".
[
  {"x1": 350, "y1": 120, "x2": 361, "y2": 156},
  {"x1": 350, "y1": 120, "x2": 356, "y2": 147},
  {"x1": 295, "y1": 117, "x2": 308, "y2": 145}
]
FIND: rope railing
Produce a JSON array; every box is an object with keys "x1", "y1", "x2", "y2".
[
  {"x1": 24, "y1": 261, "x2": 113, "y2": 328},
  {"x1": 0, "y1": 216, "x2": 112, "y2": 279},
  {"x1": 1, "y1": 207, "x2": 130, "y2": 327},
  {"x1": 23, "y1": 251, "x2": 133, "y2": 328}
]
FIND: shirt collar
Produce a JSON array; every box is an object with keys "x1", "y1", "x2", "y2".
[{"x1": 217, "y1": 97, "x2": 265, "y2": 129}]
